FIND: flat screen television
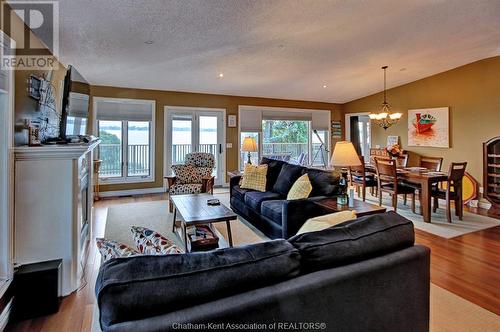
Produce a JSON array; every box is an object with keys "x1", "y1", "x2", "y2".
[{"x1": 60, "y1": 65, "x2": 91, "y2": 140}]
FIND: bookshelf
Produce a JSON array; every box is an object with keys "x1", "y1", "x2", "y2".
[{"x1": 483, "y1": 136, "x2": 500, "y2": 217}]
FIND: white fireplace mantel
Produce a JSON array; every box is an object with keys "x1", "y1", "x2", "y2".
[
  {"x1": 14, "y1": 140, "x2": 100, "y2": 161},
  {"x1": 13, "y1": 140, "x2": 99, "y2": 295}
]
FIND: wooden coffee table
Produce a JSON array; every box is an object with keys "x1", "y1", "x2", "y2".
[
  {"x1": 314, "y1": 198, "x2": 386, "y2": 217},
  {"x1": 171, "y1": 193, "x2": 237, "y2": 252}
]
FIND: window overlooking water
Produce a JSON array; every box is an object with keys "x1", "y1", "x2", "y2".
[{"x1": 95, "y1": 98, "x2": 155, "y2": 184}]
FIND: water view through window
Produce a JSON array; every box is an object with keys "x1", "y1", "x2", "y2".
[{"x1": 98, "y1": 120, "x2": 151, "y2": 179}]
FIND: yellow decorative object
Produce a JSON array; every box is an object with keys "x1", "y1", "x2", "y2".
[
  {"x1": 240, "y1": 164, "x2": 268, "y2": 192},
  {"x1": 297, "y1": 210, "x2": 357, "y2": 235},
  {"x1": 287, "y1": 174, "x2": 313, "y2": 200},
  {"x1": 441, "y1": 172, "x2": 478, "y2": 204}
]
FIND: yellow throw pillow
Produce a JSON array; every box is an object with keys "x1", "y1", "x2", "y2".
[
  {"x1": 287, "y1": 174, "x2": 312, "y2": 200},
  {"x1": 296, "y1": 210, "x2": 357, "y2": 235},
  {"x1": 240, "y1": 164, "x2": 268, "y2": 192}
]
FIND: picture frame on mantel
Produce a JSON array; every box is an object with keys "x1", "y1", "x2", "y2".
[{"x1": 408, "y1": 107, "x2": 449, "y2": 148}]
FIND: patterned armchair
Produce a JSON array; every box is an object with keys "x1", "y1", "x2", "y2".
[{"x1": 165, "y1": 152, "x2": 215, "y2": 212}]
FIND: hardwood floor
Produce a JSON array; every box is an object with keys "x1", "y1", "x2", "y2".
[{"x1": 6, "y1": 193, "x2": 500, "y2": 331}]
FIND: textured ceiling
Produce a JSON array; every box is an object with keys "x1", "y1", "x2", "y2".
[{"x1": 22, "y1": 0, "x2": 500, "y2": 103}]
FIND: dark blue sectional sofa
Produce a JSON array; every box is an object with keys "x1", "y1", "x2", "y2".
[
  {"x1": 230, "y1": 157, "x2": 342, "y2": 239},
  {"x1": 95, "y1": 212, "x2": 430, "y2": 332}
]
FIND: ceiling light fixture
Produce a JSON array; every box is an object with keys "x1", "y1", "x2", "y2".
[
  {"x1": 144, "y1": 40, "x2": 154, "y2": 45},
  {"x1": 322, "y1": 84, "x2": 328, "y2": 88},
  {"x1": 218, "y1": 73, "x2": 224, "y2": 78},
  {"x1": 369, "y1": 66, "x2": 402, "y2": 130}
]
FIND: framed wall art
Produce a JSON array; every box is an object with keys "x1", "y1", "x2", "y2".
[
  {"x1": 408, "y1": 107, "x2": 449, "y2": 148},
  {"x1": 228, "y1": 115, "x2": 236, "y2": 127}
]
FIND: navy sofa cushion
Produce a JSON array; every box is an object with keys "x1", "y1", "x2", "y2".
[
  {"x1": 232, "y1": 185, "x2": 252, "y2": 202},
  {"x1": 306, "y1": 168, "x2": 342, "y2": 197},
  {"x1": 260, "y1": 157, "x2": 286, "y2": 190},
  {"x1": 273, "y1": 163, "x2": 305, "y2": 196},
  {"x1": 96, "y1": 240, "x2": 301, "y2": 329},
  {"x1": 288, "y1": 211, "x2": 415, "y2": 271},
  {"x1": 261, "y1": 200, "x2": 285, "y2": 225},
  {"x1": 244, "y1": 191, "x2": 282, "y2": 211}
]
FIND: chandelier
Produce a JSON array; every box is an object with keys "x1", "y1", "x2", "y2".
[{"x1": 369, "y1": 66, "x2": 402, "y2": 130}]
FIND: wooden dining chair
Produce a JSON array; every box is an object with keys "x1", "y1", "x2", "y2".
[
  {"x1": 404, "y1": 156, "x2": 444, "y2": 210},
  {"x1": 349, "y1": 155, "x2": 377, "y2": 201},
  {"x1": 395, "y1": 153, "x2": 409, "y2": 168},
  {"x1": 432, "y1": 162, "x2": 467, "y2": 223},
  {"x1": 420, "y1": 156, "x2": 443, "y2": 171},
  {"x1": 375, "y1": 157, "x2": 416, "y2": 212}
]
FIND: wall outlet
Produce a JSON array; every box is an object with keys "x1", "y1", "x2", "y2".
[{"x1": 479, "y1": 186, "x2": 483, "y2": 194}]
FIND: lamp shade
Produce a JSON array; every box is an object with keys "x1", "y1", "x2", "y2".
[
  {"x1": 330, "y1": 141, "x2": 361, "y2": 167},
  {"x1": 241, "y1": 136, "x2": 257, "y2": 152}
]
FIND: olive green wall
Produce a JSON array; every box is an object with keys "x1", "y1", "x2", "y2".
[
  {"x1": 90, "y1": 85, "x2": 343, "y2": 192},
  {"x1": 343, "y1": 56, "x2": 500, "y2": 189}
]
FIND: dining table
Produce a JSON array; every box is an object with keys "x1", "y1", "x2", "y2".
[{"x1": 364, "y1": 164, "x2": 449, "y2": 223}]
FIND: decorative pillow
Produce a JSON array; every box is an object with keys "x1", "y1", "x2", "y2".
[
  {"x1": 96, "y1": 238, "x2": 140, "y2": 262},
  {"x1": 131, "y1": 226, "x2": 184, "y2": 255},
  {"x1": 307, "y1": 168, "x2": 342, "y2": 197},
  {"x1": 273, "y1": 163, "x2": 305, "y2": 196},
  {"x1": 260, "y1": 157, "x2": 286, "y2": 190},
  {"x1": 296, "y1": 210, "x2": 357, "y2": 235},
  {"x1": 171, "y1": 164, "x2": 201, "y2": 184},
  {"x1": 240, "y1": 164, "x2": 268, "y2": 192},
  {"x1": 287, "y1": 174, "x2": 313, "y2": 200}
]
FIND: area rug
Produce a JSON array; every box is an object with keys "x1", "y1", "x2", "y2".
[
  {"x1": 104, "y1": 192, "x2": 267, "y2": 248},
  {"x1": 354, "y1": 194, "x2": 500, "y2": 239},
  {"x1": 430, "y1": 284, "x2": 500, "y2": 331}
]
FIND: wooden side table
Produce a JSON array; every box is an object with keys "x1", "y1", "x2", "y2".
[{"x1": 314, "y1": 198, "x2": 386, "y2": 217}]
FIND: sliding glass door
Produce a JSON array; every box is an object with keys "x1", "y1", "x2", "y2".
[{"x1": 166, "y1": 108, "x2": 225, "y2": 185}]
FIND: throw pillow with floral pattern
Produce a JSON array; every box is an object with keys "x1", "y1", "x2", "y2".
[
  {"x1": 131, "y1": 226, "x2": 184, "y2": 255},
  {"x1": 96, "y1": 238, "x2": 140, "y2": 262}
]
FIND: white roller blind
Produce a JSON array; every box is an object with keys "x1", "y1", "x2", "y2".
[
  {"x1": 239, "y1": 109, "x2": 262, "y2": 131},
  {"x1": 68, "y1": 92, "x2": 89, "y2": 118},
  {"x1": 95, "y1": 98, "x2": 154, "y2": 121},
  {"x1": 311, "y1": 110, "x2": 331, "y2": 130},
  {"x1": 262, "y1": 110, "x2": 312, "y2": 121}
]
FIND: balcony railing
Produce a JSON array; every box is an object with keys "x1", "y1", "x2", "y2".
[
  {"x1": 99, "y1": 142, "x2": 327, "y2": 178},
  {"x1": 240, "y1": 142, "x2": 326, "y2": 169},
  {"x1": 99, "y1": 144, "x2": 150, "y2": 177}
]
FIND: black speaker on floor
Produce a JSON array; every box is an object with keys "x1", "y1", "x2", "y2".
[{"x1": 11, "y1": 259, "x2": 62, "y2": 321}]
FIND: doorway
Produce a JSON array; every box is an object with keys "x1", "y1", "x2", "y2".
[
  {"x1": 345, "y1": 113, "x2": 371, "y2": 159},
  {"x1": 165, "y1": 107, "x2": 225, "y2": 186}
]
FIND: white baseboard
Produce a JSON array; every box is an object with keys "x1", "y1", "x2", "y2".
[
  {"x1": 0, "y1": 298, "x2": 13, "y2": 332},
  {"x1": 99, "y1": 187, "x2": 165, "y2": 198}
]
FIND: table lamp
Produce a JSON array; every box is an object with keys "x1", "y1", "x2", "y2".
[
  {"x1": 242, "y1": 136, "x2": 257, "y2": 164},
  {"x1": 330, "y1": 141, "x2": 361, "y2": 205}
]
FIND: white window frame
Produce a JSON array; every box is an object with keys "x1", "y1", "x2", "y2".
[
  {"x1": 238, "y1": 105, "x2": 331, "y2": 168},
  {"x1": 92, "y1": 97, "x2": 156, "y2": 184},
  {"x1": 0, "y1": 31, "x2": 15, "y2": 288}
]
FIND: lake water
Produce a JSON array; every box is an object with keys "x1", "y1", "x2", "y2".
[{"x1": 102, "y1": 129, "x2": 217, "y2": 145}]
